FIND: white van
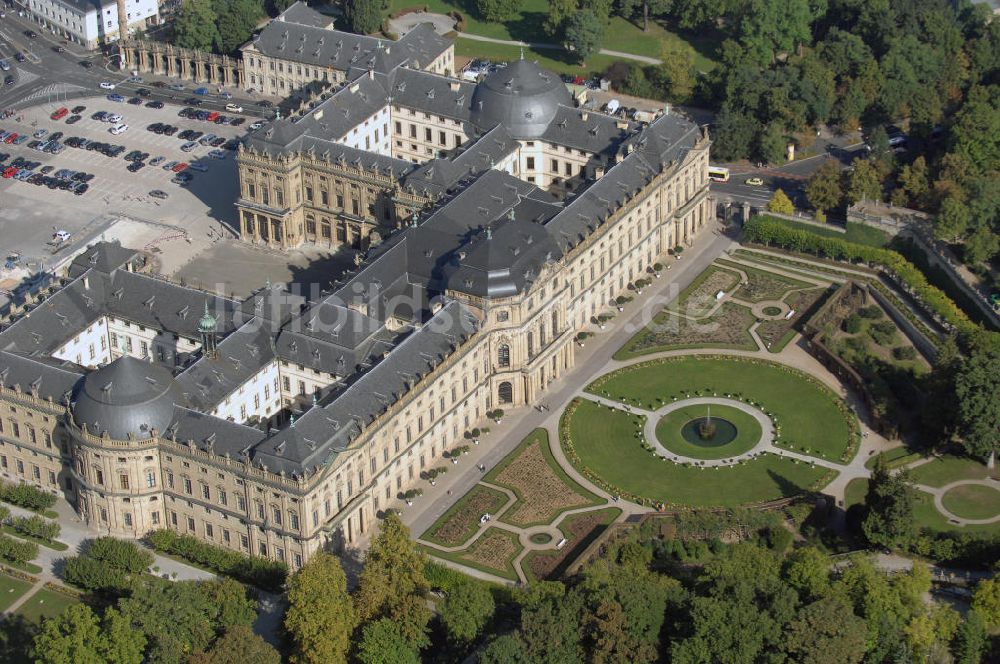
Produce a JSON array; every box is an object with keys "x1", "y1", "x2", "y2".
[{"x1": 109, "y1": 124, "x2": 128, "y2": 135}]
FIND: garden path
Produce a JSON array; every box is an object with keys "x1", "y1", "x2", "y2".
[
  {"x1": 919, "y1": 478, "x2": 1000, "y2": 526},
  {"x1": 0, "y1": 577, "x2": 46, "y2": 617}
]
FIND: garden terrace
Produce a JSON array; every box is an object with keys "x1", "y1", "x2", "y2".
[{"x1": 523, "y1": 507, "x2": 622, "y2": 581}]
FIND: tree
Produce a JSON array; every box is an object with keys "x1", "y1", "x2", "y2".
[
  {"x1": 473, "y1": 0, "x2": 522, "y2": 22},
  {"x1": 712, "y1": 108, "x2": 760, "y2": 161},
  {"x1": 783, "y1": 546, "x2": 830, "y2": 600},
  {"x1": 783, "y1": 596, "x2": 867, "y2": 664},
  {"x1": 190, "y1": 625, "x2": 281, "y2": 664},
  {"x1": 519, "y1": 589, "x2": 584, "y2": 663},
  {"x1": 758, "y1": 123, "x2": 787, "y2": 164},
  {"x1": 544, "y1": 0, "x2": 576, "y2": 38},
  {"x1": 963, "y1": 224, "x2": 1000, "y2": 265},
  {"x1": 354, "y1": 513, "x2": 430, "y2": 649},
  {"x1": 862, "y1": 458, "x2": 917, "y2": 549},
  {"x1": 738, "y1": 0, "x2": 819, "y2": 66},
  {"x1": 215, "y1": 0, "x2": 265, "y2": 54},
  {"x1": 768, "y1": 189, "x2": 794, "y2": 214},
  {"x1": 935, "y1": 194, "x2": 972, "y2": 242},
  {"x1": 580, "y1": 0, "x2": 613, "y2": 23},
  {"x1": 896, "y1": 156, "x2": 929, "y2": 208},
  {"x1": 344, "y1": 0, "x2": 382, "y2": 35},
  {"x1": 356, "y1": 619, "x2": 420, "y2": 664},
  {"x1": 846, "y1": 159, "x2": 882, "y2": 204},
  {"x1": 564, "y1": 10, "x2": 603, "y2": 64},
  {"x1": 955, "y1": 337, "x2": 1000, "y2": 461},
  {"x1": 953, "y1": 609, "x2": 988, "y2": 664},
  {"x1": 284, "y1": 552, "x2": 354, "y2": 664},
  {"x1": 440, "y1": 580, "x2": 495, "y2": 645},
  {"x1": 101, "y1": 608, "x2": 146, "y2": 664},
  {"x1": 32, "y1": 604, "x2": 107, "y2": 664},
  {"x1": 173, "y1": 0, "x2": 221, "y2": 52},
  {"x1": 479, "y1": 634, "x2": 526, "y2": 664},
  {"x1": 971, "y1": 577, "x2": 1000, "y2": 628},
  {"x1": 905, "y1": 604, "x2": 960, "y2": 662},
  {"x1": 654, "y1": 41, "x2": 697, "y2": 102},
  {"x1": 806, "y1": 159, "x2": 843, "y2": 213}
]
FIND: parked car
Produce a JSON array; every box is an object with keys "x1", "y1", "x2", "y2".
[
  {"x1": 145, "y1": 101, "x2": 165, "y2": 109},
  {"x1": 3, "y1": 75, "x2": 14, "y2": 86},
  {"x1": 65, "y1": 115, "x2": 81, "y2": 125},
  {"x1": 109, "y1": 124, "x2": 128, "y2": 135},
  {"x1": 194, "y1": 87, "x2": 209, "y2": 95},
  {"x1": 180, "y1": 141, "x2": 197, "y2": 152},
  {"x1": 127, "y1": 97, "x2": 143, "y2": 105},
  {"x1": 71, "y1": 105, "x2": 86, "y2": 114},
  {"x1": 188, "y1": 162, "x2": 208, "y2": 172},
  {"x1": 107, "y1": 93, "x2": 125, "y2": 103},
  {"x1": 149, "y1": 189, "x2": 169, "y2": 199},
  {"x1": 50, "y1": 107, "x2": 69, "y2": 120}
]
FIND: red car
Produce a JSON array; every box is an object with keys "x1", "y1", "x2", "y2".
[
  {"x1": 50, "y1": 107, "x2": 69, "y2": 121},
  {"x1": 172, "y1": 162, "x2": 188, "y2": 172},
  {"x1": 206, "y1": 111, "x2": 219, "y2": 122},
  {"x1": 2, "y1": 166, "x2": 18, "y2": 178},
  {"x1": 3, "y1": 133, "x2": 17, "y2": 144}
]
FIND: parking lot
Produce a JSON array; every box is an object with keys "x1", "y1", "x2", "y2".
[{"x1": 0, "y1": 94, "x2": 247, "y2": 275}]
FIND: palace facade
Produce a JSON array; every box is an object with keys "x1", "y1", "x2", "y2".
[{"x1": 0, "y1": 30, "x2": 711, "y2": 571}]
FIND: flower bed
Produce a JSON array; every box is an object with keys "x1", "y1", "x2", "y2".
[
  {"x1": 616, "y1": 302, "x2": 758, "y2": 359},
  {"x1": 459, "y1": 528, "x2": 522, "y2": 579},
  {"x1": 672, "y1": 266, "x2": 742, "y2": 318},
  {"x1": 524, "y1": 507, "x2": 622, "y2": 581},
  {"x1": 715, "y1": 259, "x2": 812, "y2": 301},
  {"x1": 420, "y1": 485, "x2": 509, "y2": 547},
  {"x1": 486, "y1": 430, "x2": 601, "y2": 527}
]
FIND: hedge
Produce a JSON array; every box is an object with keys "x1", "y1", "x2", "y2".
[
  {"x1": 0, "y1": 481, "x2": 57, "y2": 512},
  {"x1": 0, "y1": 533, "x2": 38, "y2": 565},
  {"x1": 744, "y1": 216, "x2": 977, "y2": 335},
  {"x1": 8, "y1": 515, "x2": 60, "y2": 543},
  {"x1": 62, "y1": 555, "x2": 131, "y2": 593},
  {"x1": 86, "y1": 537, "x2": 153, "y2": 574},
  {"x1": 147, "y1": 529, "x2": 288, "y2": 591}
]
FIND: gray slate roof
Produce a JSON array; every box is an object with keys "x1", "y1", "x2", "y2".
[
  {"x1": 0, "y1": 350, "x2": 81, "y2": 403},
  {"x1": 274, "y1": 1, "x2": 335, "y2": 29},
  {"x1": 66, "y1": 241, "x2": 142, "y2": 280}
]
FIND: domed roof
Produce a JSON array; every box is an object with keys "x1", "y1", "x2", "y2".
[
  {"x1": 72, "y1": 356, "x2": 185, "y2": 440},
  {"x1": 470, "y1": 59, "x2": 573, "y2": 139}
]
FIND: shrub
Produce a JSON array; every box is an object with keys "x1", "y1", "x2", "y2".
[
  {"x1": 842, "y1": 314, "x2": 863, "y2": 334},
  {"x1": 858, "y1": 305, "x2": 883, "y2": 319},
  {"x1": 869, "y1": 320, "x2": 897, "y2": 346},
  {"x1": 146, "y1": 529, "x2": 287, "y2": 591},
  {"x1": 9, "y1": 515, "x2": 60, "y2": 542},
  {"x1": 0, "y1": 481, "x2": 57, "y2": 512},
  {"x1": 0, "y1": 533, "x2": 37, "y2": 565},
  {"x1": 86, "y1": 537, "x2": 153, "y2": 574},
  {"x1": 62, "y1": 555, "x2": 130, "y2": 593},
  {"x1": 0, "y1": 506, "x2": 9, "y2": 523},
  {"x1": 892, "y1": 346, "x2": 917, "y2": 361}
]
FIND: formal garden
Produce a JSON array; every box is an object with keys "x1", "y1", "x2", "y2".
[
  {"x1": 653, "y1": 402, "x2": 764, "y2": 460},
  {"x1": 615, "y1": 257, "x2": 832, "y2": 358},
  {"x1": 417, "y1": 430, "x2": 619, "y2": 582}
]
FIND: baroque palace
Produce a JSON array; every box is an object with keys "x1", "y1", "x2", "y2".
[{"x1": 0, "y1": 11, "x2": 712, "y2": 569}]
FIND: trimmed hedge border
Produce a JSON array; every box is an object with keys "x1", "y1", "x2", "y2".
[
  {"x1": 744, "y1": 217, "x2": 976, "y2": 335},
  {"x1": 146, "y1": 529, "x2": 287, "y2": 591}
]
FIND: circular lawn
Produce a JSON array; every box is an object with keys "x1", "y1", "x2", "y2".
[
  {"x1": 654, "y1": 403, "x2": 762, "y2": 460},
  {"x1": 588, "y1": 355, "x2": 856, "y2": 463},
  {"x1": 941, "y1": 484, "x2": 1000, "y2": 521}
]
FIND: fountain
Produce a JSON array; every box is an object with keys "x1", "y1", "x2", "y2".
[{"x1": 698, "y1": 405, "x2": 717, "y2": 440}]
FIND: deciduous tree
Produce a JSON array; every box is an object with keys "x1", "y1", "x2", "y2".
[
  {"x1": 32, "y1": 604, "x2": 107, "y2": 664},
  {"x1": 784, "y1": 595, "x2": 867, "y2": 664},
  {"x1": 806, "y1": 159, "x2": 843, "y2": 213},
  {"x1": 955, "y1": 335, "x2": 1000, "y2": 461},
  {"x1": 356, "y1": 619, "x2": 420, "y2": 664},
  {"x1": 189, "y1": 625, "x2": 281, "y2": 664},
  {"x1": 846, "y1": 159, "x2": 882, "y2": 204},
  {"x1": 768, "y1": 189, "x2": 795, "y2": 214},
  {"x1": 473, "y1": 0, "x2": 522, "y2": 22},
  {"x1": 440, "y1": 580, "x2": 495, "y2": 645},
  {"x1": 284, "y1": 552, "x2": 354, "y2": 664},
  {"x1": 345, "y1": 0, "x2": 383, "y2": 35},
  {"x1": 173, "y1": 0, "x2": 221, "y2": 52},
  {"x1": 862, "y1": 458, "x2": 917, "y2": 549}
]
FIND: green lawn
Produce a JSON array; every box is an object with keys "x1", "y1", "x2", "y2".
[
  {"x1": 941, "y1": 485, "x2": 1000, "y2": 521},
  {"x1": 908, "y1": 456, "x2": 996, "y2": 488},
  {"x1": 454, "y1": 40, "x2": 622, "y2": 78},
  {"x1": 589, "y1": 356, "x2": 857, "y2": 463},
  {"x1": 14, "y1": 587, "x2": 78, "y2": 624},
  {"x1": 654, "y1": 403, "x2": 763, "y2": 460},
  {"x1": 0, "y1": 573, "x2": 34, "y2": 613},
  {"x1": 484, "y1": 429, "x2": 602, "y2": 527},
  {"x1": 563, "y1": 400, "x2": 829, "y2": 507},
  {"x1": 864, "y1": 446, "x2": 924, "y2": 470},
  {"x1": 844, "y1": 478, "x2": 869, "y2": 509},
  {"x1": 388, "y1": 0, "x2": 720, "y2": 69}
]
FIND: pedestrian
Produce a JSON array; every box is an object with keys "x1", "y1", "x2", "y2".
[{"x1": 446, "y1": 489, "x2": 451, "y2": 496}]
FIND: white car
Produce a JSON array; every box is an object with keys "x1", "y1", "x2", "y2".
[
  {"x1": 225, "y1": 103, "x2": 243, "y2": 113},
  {"x1": 53, "y1": 230, "x2": 71, "y2": 242},
  {"x1": 106, "y1": 113, "x2": 122, "y2": 123},
  {"x1": 249, "y1": 121, "x2": 263, "y2": 130},
  {"x1": 99, "y1": 81, "x2": 115, "y2": 90},
  {"x1": 109, "y1": 123, "x2": 128, "y2": 135}
]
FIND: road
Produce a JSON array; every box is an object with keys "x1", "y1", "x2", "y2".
[{"x1": 0, "y1": 9, "x2": 275, "y2": 117}]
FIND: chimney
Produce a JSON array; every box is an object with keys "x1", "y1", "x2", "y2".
[
  {"x1": 82, "y1": 275, "x2": 90, "y2": 289},
  {"x1": 581, "y1": 112, "x2": 588, "y2": 122},
  {"x1": 368, "y1": 69, "x2": 375, "y2": 80}
]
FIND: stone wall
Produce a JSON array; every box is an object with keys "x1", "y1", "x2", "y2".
[{"x1": 122, "y1": 39, "x2": 244, "y2": 88}]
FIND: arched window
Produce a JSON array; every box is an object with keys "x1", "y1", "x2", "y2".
[
  {"x1": 497, "y1": 344, "x2": 510, "y2": 368},
  {"x1": 498, "y1": 382, "x2": 513, "y2": 404},
  {"x1": 552, "y1": 310, "x2": 559, "y2": 335}
]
